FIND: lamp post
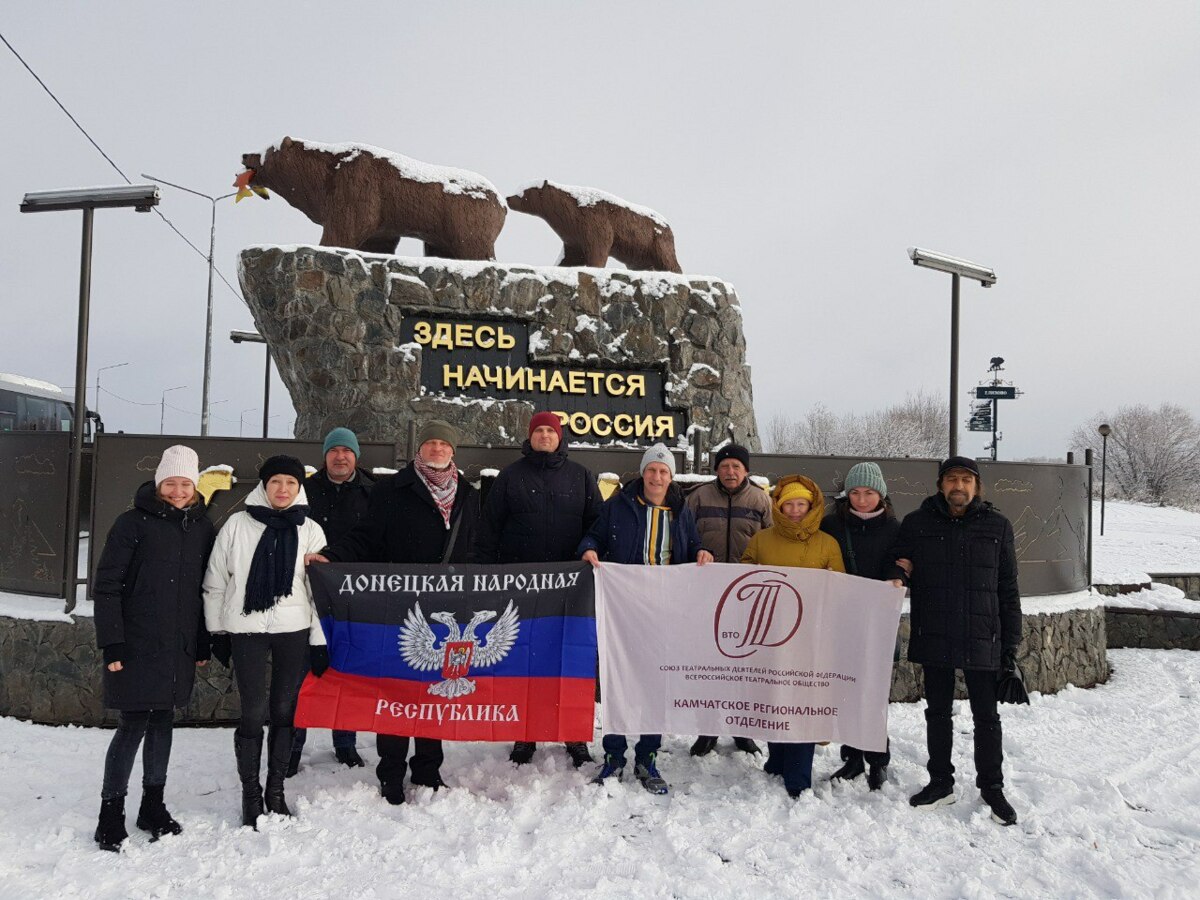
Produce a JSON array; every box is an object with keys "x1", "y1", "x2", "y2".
[
  {"x1": 142, "y1": 174, "x2": 237, "y2": 437},
  {"x1": 20, "y1": 183, "x2": 159, "y2": 609},
  {"x1": 230, "y1": 330, "x2": 271, "y2": 438},
  {"x1": 1098, "y1": 423, "x2": 1112, "y2": 536},
  {"x1": 239, "y1": 407, "x2": 257, "y2": 438},
  {"x1": 95, "y1": 361, "x2": 129, "y2": 420},
  {"x1": 160, "y1": 385, "x2": 187, "y2": 435},
  {"x1": 907, "y1": 247, "x2": 997, "y2": 457}
]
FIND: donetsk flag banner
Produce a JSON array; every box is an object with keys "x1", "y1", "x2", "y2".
[
  {"x1": 597, "y1": 563, "x2": 903, "y2": 750},
  {"x1": 296, "y1": 561, "x2": 597, "y2": 741}
]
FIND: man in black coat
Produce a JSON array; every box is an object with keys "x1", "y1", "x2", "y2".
[
  {"x1": 889, "y1": 456, "x2": 1022, "y2": 826},
  {"x1": 472, "y1": 411, "x2": 602, "y2": 767},
  {"x1": 312, "y1": 420, "x2": 479, "y2": 805},
  {"x1": 289, "y1": 427, "x2": 375, "y2": 774}
]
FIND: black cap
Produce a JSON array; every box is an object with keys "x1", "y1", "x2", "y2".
[
  {"x1": 938, "y1": 455, "x2": 981, "y2": 479},
  {"x1": 259, "y1": 454, "x2": 307, "y2": 486},
  {"x1": 713, "y1": 444, "x2": 751, "y2": 471}
]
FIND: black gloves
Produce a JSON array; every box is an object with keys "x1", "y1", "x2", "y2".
[
  {"x1": 102, "y1": 643, "x2": 126, "y2": 665},
  {"x1": 310, "y1": 645, "x2": 331, "y2": 678},
  {"x1": 1000, "y1": 648, "x2": 1019, "y2": 677},
  {"x1": 210, "y1": 634, "x2": 233, "y2": 668},
  {"x1": 996, "y1": 648, "x2": 1029, "y2": 705}
]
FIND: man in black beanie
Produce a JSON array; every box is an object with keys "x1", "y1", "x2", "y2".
[
  {"x1": 684, "y1": 443, "x2": 773, "y2": 758},
  {"x1": 888, "y1": 456, "x2": 1023, "y2": 826}
]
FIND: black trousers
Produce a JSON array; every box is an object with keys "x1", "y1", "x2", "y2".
[
  {"x1": 101, "y1": 709, "x2": 174, "y2": 800},
  {"x1": 230, "y1": 631, "x2": 310, "y2": 737},
  {"x1": 376, "y1": 735, "x2": 444, "y2": 786},
  {"x1": 921, "y1": 665, "x2": 1003, "y2": 789}
]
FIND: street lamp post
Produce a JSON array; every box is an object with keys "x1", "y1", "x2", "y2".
[
  {"x1": 20, "y1": 183, "x2": 159, "y2": 609},
  {"x1": 239, "y1": 407, "x2": 257, "y2": 438},
  {"x1": 160, "y1": 385, "x2": 187, "y2": 435},
  {"x1": 95, "y1": 361, "x2": 129, "y2": 420},
  {"x1": 142, "y1": 174, "x2": 237, "y2": 437},
  {"x1": 1098, "y1": 423, "x2": 1112, "y2": 536},
  {"x1": 230, "y1": 330, "x2": 272, "y2": 438},
  {"x1": 907, "y1": 248, "x2": 997, "y2": 457}
]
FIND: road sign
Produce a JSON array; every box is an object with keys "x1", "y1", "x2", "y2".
[{"x1": 976, "y1": 386, "x2": 1017, "y2": 400}]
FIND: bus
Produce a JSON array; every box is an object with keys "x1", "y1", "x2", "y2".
[{"x1": 0, "y1": 373, "x2": 104, "y2": 440}]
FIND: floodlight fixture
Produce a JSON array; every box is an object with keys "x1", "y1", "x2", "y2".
[
  {"x1": 230, "y1": 330, "x2": 271, "y2": 436},
  {"x1": 230, "y1": 330, "x2": 267, "y2": 344},
  {"x1": 20, "y1": 184, "x2": 160, "y2": 213},
  {"x1": 908, "y1": 247, "x2": 996, "y2": 287}
]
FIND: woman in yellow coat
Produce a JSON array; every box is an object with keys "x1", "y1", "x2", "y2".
[{"x1": 741, "y1": 475, "x2": 844, "y2": 797}]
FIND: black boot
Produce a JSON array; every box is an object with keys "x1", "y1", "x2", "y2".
[
  {"x1": 136, "y1": 785, "x2": 182, "y2": 840},
  {"x1": 867, "y1": 764, "x2": 888, "y2": 791},
  {"x1": 690, "y1": 736, "x2": 718, "y2": 757},
  {"x1": 509, "y1": 742, "x2": 537, "y2": 765},
  {"x1": 234, "y1": 732, "x2": 264, "y2": 828},
  {"x1": 94, "y1": 795, "x2": 128, "y2": 852},
  {"x1": 565, "y1": 742, "x2": 593, "y2": 768},
  {"x1": 733, "y1": 738, "x2": 761, "y2": 755},
  {"x1": 831, "y1": 756, "x2": 866, "y2": 782},
  {"x1": 285, "y1": 748, "x2": 302, "y2": 778},
  {"x1": 981, "y1": 785, "x2": 1017, "y2": 826},
  {"x1": 264, "y1": 726, "x2": 294, "y2": 817},
  {"x1": 335, "y1": 746, "x2": 365, "y2": 768}
]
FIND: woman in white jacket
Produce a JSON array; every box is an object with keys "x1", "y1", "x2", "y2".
[{"x1": 203, "y1": 455, "x2": 328, "y2": 828}]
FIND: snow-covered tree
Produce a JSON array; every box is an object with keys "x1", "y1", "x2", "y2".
[{"x1": 768, "y1": 390, "x2": 948, "y2": 458}]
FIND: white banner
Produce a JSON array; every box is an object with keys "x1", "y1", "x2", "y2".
[{"x1": 596, "y1": 563, "x2": 904, "y2": 750}]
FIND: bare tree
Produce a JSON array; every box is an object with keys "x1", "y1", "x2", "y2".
[
  {"x1": 768, "y1": 390, "x2": 948, "y2": 458},
  {"x1": 1069, "y1": 404, "x2": 1200, "y2": 508}
]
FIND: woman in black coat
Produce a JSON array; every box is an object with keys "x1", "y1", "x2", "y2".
[
  {"x1": 819, "y1": 461, "x2": 902, "y2": 791},
  {"x1": 92, "y1": 445, "x2": 215, "y2": 851}
]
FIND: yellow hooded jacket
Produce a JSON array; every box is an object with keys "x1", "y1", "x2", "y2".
[{"x1": 740, "y1": 474, "x2": 845, "y2": 572}]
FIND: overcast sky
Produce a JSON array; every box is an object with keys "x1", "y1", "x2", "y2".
[{"x1": 3, "y1": 2, "x2": 1197, "y2": 459}]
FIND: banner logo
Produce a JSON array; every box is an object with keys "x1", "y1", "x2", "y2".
[
  {"x1": 713, "y1": 569, "x2": 803, "y2": 659},
  {"x1": 399, "y1": 600, "x2": 521, "y2": 698}
]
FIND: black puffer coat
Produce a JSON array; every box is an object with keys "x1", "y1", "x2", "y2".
[
  {"x1": 820, "y1": 498, "x2": 901, "y2": 580},
  {"x1": 472, "y1": 442, "x2": 601, "y2": 564},
  {"x1": 305, "y1": 467, "x2": 375, "y2": 545},
  {"x1": 889, "y1": 493, "x2": 1021, "y2": 671},
  {"x1": 93, "y1": 481, "x2": 216, "y2": 710},
  {"x1": 325, "y1": 463, "x2": 479, "y2": 564}
]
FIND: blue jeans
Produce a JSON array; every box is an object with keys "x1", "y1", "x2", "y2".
[
  {"x1": 601, "y1": 733, "x2": 661, "y2": 763},
  {"x1": 292, "y1": 728, "x2": 358, "y2": 752},
  {"x1": 766, "y1": 741, "x2": 816, "y2": 794},
  {"x1": 101, "y1": 709, "x2": 174, "y2": 800}
]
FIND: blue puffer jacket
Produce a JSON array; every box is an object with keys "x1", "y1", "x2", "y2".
[{"x1": 577, "y1": 478, "x2": 703, "y2": 565}]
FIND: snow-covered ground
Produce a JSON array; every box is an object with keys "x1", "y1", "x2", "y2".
[{"x1": 1, "y1": 500, "x2": 1198, "y2": 897}]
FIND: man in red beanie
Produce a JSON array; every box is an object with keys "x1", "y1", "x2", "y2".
[{"x1": 471, "y1": 411, "x2": 602, "y2": 768}]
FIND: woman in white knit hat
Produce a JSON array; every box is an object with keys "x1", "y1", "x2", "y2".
[{"x1": 92, "y1": 444, "x2": 216, "y2": 851}]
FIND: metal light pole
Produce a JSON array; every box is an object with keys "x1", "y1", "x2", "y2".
[
  {"x1": 95, "y1": 361, "x2": 129, "y2": 420},
  {"x1": 160, "y1": 385, "x2": 187, "y2": 435},
  {"x1": 20, "y1": 183, "x2": 159, "y2": 609},
  {"x1": 907, "y1": 248, "x2": 997, "y2": 457},
  {"x1": 1098, "y1": 423, "x2": 1112, "y2": 535},
  {"x1": 230, "y1": 330, "x2": 272, "y2": 438},
  {"x1": 240, "y1": 407, "x2": 257, "y2": 438},
  {"x1": 142, "y1": 175, "x2": 237, "y2": 437}
]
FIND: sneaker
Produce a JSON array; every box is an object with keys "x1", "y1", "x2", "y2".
[
  {"x1": 335, "y1": 746, "x2": 365, "y2": 768},
  {"x1": 733, "y1": 737, "x2": 761, "y2": 755},
  {"x1": 634, "y1": 754, "x2": 669, "y2": 795},
  {"x1": 285, "y1": 748, "x2": 302, "y2": 779},
  {"x1": 981, "y1": 786, "x2": 1017, "y2": 826},
  {"x1": 510, "y1": 741, "x2": 537, "y2": 766},
  {"x1": 689, "y1": 736, "x2": 718, "y2": 757},
  {"x1": 565, "y1": 742, "x2": 593, "y2": 768},
  {"x1": 867, "y1": 764, "x2": 888, "y2": 792},
  {"x1": 593, "y1": 754, "x2": 625, "y2": 784},
  {"x1": 380, "y1": 781, "x2": 405, "y2": 806},
  {"x1": 831, "y1": 757, "x2": 866, "y2": 782},
  {"x1": 909, "y1": 779, "x2": 956, "y2": 809}
]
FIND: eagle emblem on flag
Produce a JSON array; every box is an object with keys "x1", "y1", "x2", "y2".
[{"x1": 398, "y1": 600, "x2": 521, "y2": 698}]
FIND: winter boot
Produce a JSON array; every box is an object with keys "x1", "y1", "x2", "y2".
[
  {"x1": 94, "y1": 795, "x2": 128, "y2": 852},
  {"x1": 380, "y1": 781, "x2": 406, "y2": 805},
  {"x1": 334, "y1": 746, "x2": 365, "y2": 768},
  {"x1": 410, "y1": 771, "x2": 446, "y2": 791},
  {"x1": 593, "y1": 754, "x2": 625, "y2": 784},
  {"x1": 733, "y1": 737, "x2": 761, "y2": 755},
  {"x1": 909, "y1": 779, "x2": 956, "y2": 809},
  {"x1": 264, "y1": 726, "x2": 294, "y2": 817},
  {"x1": 135, "y1": 785, "x2": 182, "y2": 840},
  {"x1": 689, "y1": 736, "x2": 718, "y2": 757},
  {"x1": 867, "y1": 764, "x2": 888, "y2": 792},
  {"x1": 831, "y1": 756, "x2": 866, "y2": 782},
  {"x1": 234, "y1": 732, "x2": 265, "y2": 828},
  {"x1": 981, "y1": 786, "x2": 1018, "y2": 826},
  {"x1": 565, "y1": 742, "x2": 593, "y2": 768},
  {"x1": 634, "y1": 754, "x2": 669, "y2": 795},
  {"x1": 509, "y1": 741, "x2": 537, "y2": 765},
  {"x1": 285, "y1": 748, "x2": 302, "y2": 778}
]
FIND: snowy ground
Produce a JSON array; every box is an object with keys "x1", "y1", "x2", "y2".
[{"x1": 1092, "y1": 500, "x2": 1200, "y2": 583}]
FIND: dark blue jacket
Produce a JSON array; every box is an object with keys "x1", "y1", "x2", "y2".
[{"x1": 577, "y1": 478, "x2": 703, "y2": 565}]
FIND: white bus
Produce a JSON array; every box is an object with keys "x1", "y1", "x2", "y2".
[{"x1": 0, "y1": 373, "x2": 103, "y2": 439}]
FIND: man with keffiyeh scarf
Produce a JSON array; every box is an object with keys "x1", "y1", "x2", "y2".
[{"x1": 314, "y1": 420, "x2": 480, "y2": 805}]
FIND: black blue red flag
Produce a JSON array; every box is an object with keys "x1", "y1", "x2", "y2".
[{"x1": 295, "y1": 562, "x2": 597, "y2": 741}]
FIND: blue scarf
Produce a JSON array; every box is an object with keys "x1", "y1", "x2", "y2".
[{"x1": 243, "y1": 503, "x2": 309, "y2": 615}]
